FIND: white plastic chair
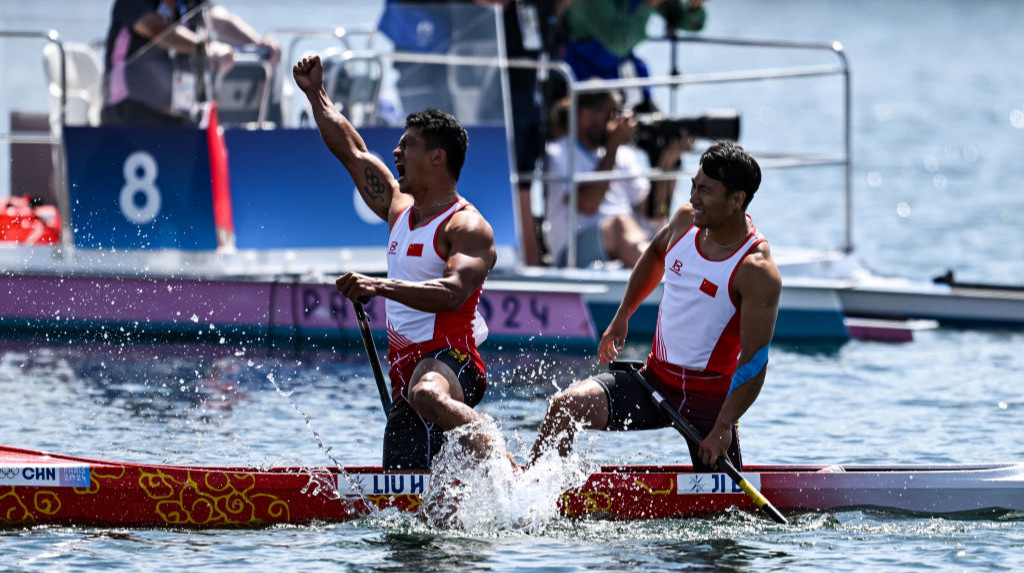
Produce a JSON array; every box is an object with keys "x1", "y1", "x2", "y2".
[
  {"x1": 446, "y1": 39, "x2": 502, "y2": 125},
  {"x1": 42, "y1": 42, "x2": 103, "y2": 129}
]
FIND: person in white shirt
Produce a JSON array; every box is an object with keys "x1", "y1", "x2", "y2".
[{"x1": 543, "y1": 91, "x2": 688, "y2": 267}]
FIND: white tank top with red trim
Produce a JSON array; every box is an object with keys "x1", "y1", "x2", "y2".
[
  {"x1": 652, "y1": 219, "x2": 764, "y2": 375},
  {"x1": 385, "y1": 199, "x2": 488, "y2": 352}
]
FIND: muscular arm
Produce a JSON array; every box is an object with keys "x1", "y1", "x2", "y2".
[
  {"x1": 294, "y1": 56, "x2": 403, "y2": 223},
  {"x1": 598, "y1": 205, "x2": 694, "y2": 362},
  {"x1": 305, "y1": 87, "x2": 400, "y2": 222},
  {"x1": 698, "y1": 242, "x2": 782, "y2": 465},
  {"x1": 337, "y1": 210, "x2": 496, "y2": 312}
]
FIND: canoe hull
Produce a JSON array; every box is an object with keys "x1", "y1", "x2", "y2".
[{"x1": 3, "y1": 447, "x2": 1022, "y2": 528}]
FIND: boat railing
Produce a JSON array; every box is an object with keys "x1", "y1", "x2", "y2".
[
  {"x1": 0, "y1": 29, "x2": 71, "y2": 247},
  {"x1": 554, "y1": 35, "x2": 851, "y2": 268},
  {"x1": 260, "y1": 26, "x2": 381, "y2": 128},
  {"x1": 270, "y1": 25, "x2": 378, "y2": 69},
  {"x1": 330, "y1": 47, "x2": 576, "y2": 266},
  {"x1": 322, "y1": 28, "x2": 851, "y2": 268},
  {"x1": 3, "y1": 13, "x2": 850, "y2": 271}
]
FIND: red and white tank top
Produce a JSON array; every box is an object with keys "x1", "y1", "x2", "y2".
[
  {"x1": 651, "y1": 217, "x2": 765, "y2": 376},
  {"x1": 385, "y1": 199, "x2": 488, "y2": 360}
]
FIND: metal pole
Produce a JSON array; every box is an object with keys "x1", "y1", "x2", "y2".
[
  {"x1": 836, "y1": 43, "x2": 853, "y2": 254},
  {"x1": 566, "y1": 83, "x2": 579, "y2": 269},
  {"x1": 493, "y1": 4, "x2": 523, "y2": 265}
]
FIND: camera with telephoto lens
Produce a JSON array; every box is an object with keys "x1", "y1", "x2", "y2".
[{"x1": 633, "y1": 110, "x2": 741, "y2": 164}]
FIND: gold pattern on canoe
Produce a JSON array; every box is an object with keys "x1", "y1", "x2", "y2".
[
  {"x1": 367, "y1": 493, "x2": 423, "y2": 513},
  {"x1": 139, "y1": 469, "x2": 290, "y2": 525},
  {"x1": 561, "y1": 490, "x2": 612, "y2": 515},
  {"x1": 74, "y1": 464, "x2": 127, "y2": 495},
  {"x1": 1, "y1": 487, "x2": 34, "y2": 522},
  {"x1": 633, "y1": 476, "x2": 674, "y2": 495},
  {"x1": 33, "y1": 490, "x2": 61, "y2": 515}
]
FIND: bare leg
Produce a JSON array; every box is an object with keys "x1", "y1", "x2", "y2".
[
  {"x1": 528, "y1": 378, "x2": 610, "y2": 465},
  {"x1": 406, "y1": 357, "x2": 476, "y2": 430},
  {"x1": 407, "y1": 357, "x2": 519, "y2": 465}
]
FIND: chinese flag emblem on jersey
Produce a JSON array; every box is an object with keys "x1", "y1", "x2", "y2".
[
  {"x1": 406, "y1": 243, "x2": 424, "y2": 257},
  {"x1": 699, "y1": 278, "x2": 719, "y2": 298}
]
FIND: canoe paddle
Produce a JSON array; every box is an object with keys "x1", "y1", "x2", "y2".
[
  {"x1": 609, "y1": 360, "x2": 788, "y2": 524},
  {"x1": 353, "y1": 299, "x2": 391, "y2": 416}
]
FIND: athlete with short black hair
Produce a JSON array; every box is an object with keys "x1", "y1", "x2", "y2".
[
  {"x1": 294, "y1": 55, "x2": 497, "y2": 471},
  {"x1": 529, "y1": 141, "x2": 781, "y2": 471}
]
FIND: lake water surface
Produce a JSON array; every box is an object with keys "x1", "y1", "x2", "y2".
[{"x1": 2, "y1": 0, "x2": 1024, "y2": 571}]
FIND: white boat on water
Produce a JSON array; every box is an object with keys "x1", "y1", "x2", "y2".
[{"x1": 1, "y1": 10, "x2": 1021, "y2": 348}]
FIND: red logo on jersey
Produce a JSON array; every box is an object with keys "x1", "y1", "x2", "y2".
[
  {"x1": 669, "y1": 260, "x2": 683, "y2": 276},
  {"x1": 406, "y1": 243, "x2": 424, "y2": 257},
  {"x1": 388, "y1": 241, "x2": 398, "y2": 255},
  {"x1": 699, "y1": 278, "x2": 719, "y2": 298}
]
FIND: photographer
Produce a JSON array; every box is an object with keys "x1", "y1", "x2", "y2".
[
  {"x1": 543, "y1": 90, "x2": 690, "y2": 268},
  {"x1": 634, "y1": 109, "x2": 739, "y2": 232}
]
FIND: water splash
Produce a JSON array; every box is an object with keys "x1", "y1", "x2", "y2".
[
  {"x1": 263, "y1": 371, "x2": 373, "y2": 513},
  {"x1": 419, "y1": 416, "x2": 597, "y2": 533}
]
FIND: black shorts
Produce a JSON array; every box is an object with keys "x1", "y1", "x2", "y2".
[
  {"x1": 591, "y1": 367, "x2": 742, "y2": 472},
  {"x1": 382, "y1": 347, "x2": 486, "y2": 471}
]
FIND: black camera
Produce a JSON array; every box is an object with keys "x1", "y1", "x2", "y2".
[{"x1": 633, "y1": 110, "x2": 741, "y2": 164}]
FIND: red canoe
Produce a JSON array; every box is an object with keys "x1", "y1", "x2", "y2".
[{"x1": 2, "y1": 446, "x2": 1022, "y2": 528}]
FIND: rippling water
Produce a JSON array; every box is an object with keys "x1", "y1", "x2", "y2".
[
  {"x1": 3, "y1": 331, "x2": 1024, "y2": 572},
  {"x1": 6, "y1": 513, "x2": 1022, "y2": 572},
  {"x1": 3, "y1": 0, "x2": 1024, "y2": 571}
]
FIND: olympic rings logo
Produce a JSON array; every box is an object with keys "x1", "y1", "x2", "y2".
[{"x1": 0, "y1": 467, "x2": 19, "y2": 479}]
